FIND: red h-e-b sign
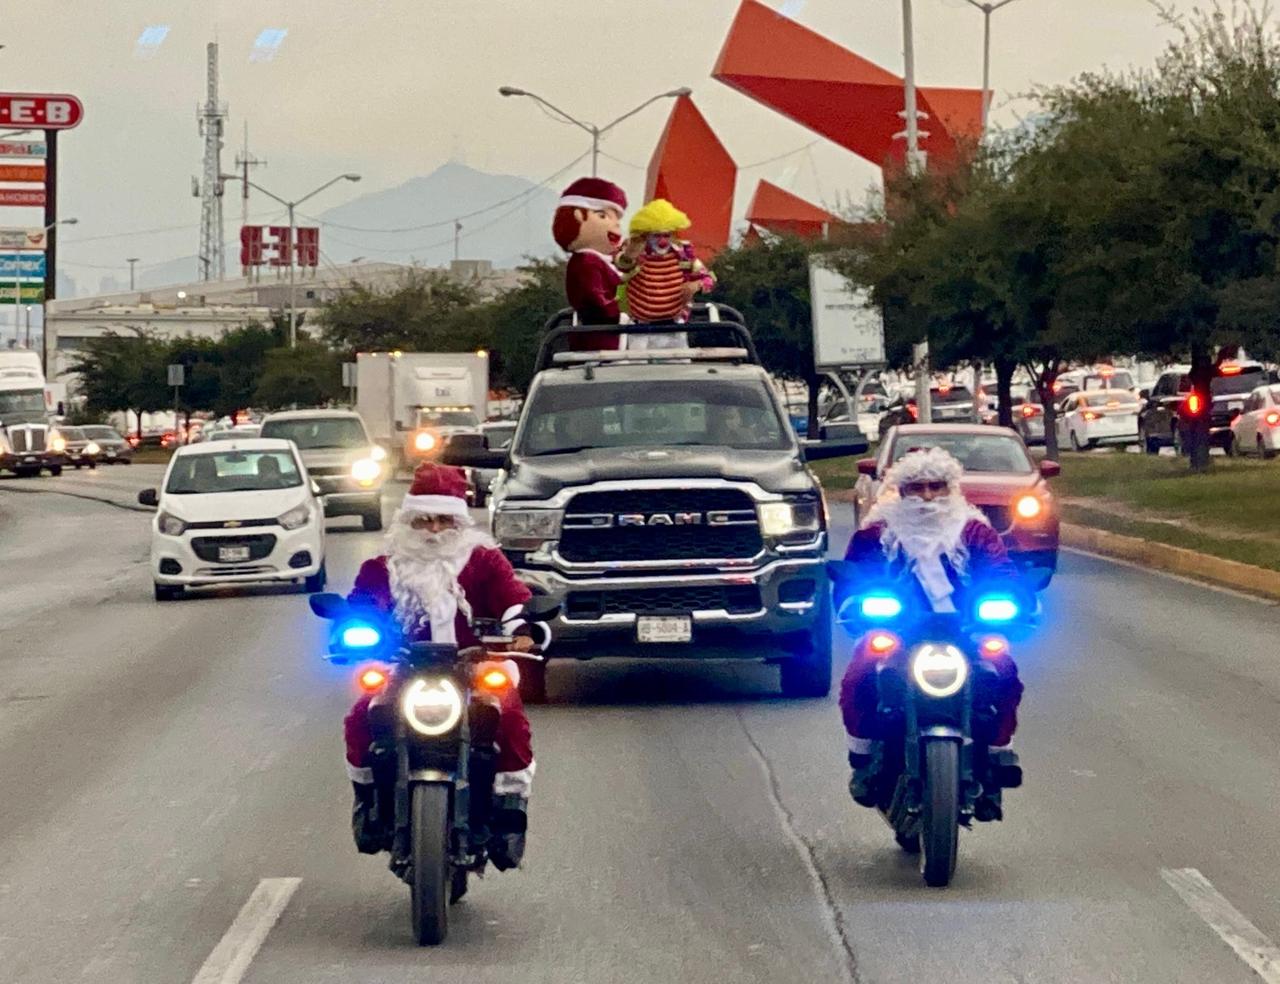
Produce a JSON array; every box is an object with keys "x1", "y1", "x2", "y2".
[
  {"x1": 240, "y1": 225, "x2": 319, "y2": 268},
  {"x1": 0, "y1": 93, "x2": 83, "y2": 130}
]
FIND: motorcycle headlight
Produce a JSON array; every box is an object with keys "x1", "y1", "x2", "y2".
[
  {"x1": 493, "y1": 508, "x2": 563, "y2": 550},
  {"x1": 85, "y1": 441, "x2": 101, "y2": 455},
  {"x1": 277, "y1": 503, "x2": 311, "y2": 530},
  {"x1": 402, "y1": 676, "x2": 463, "y2": 737},
  {"x1": 157, "y1": 511, "x2": 187, "y2": 536},
  {"x1": 758, "y1": 499, "x2": 821, "y2": 540},
  {"x1": 910, "y1": 643, "x2": 969, "y2": 699},
  {"x1": 350, "y1": 457, "x2": 381, "y2": 486}
]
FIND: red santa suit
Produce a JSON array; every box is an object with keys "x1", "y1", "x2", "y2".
[{"x1": 343, "y1": 466, "x2": 542, "y2": 801}]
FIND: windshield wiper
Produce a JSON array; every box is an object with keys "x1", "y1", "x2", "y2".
[{"x1": 528, "y1": 445, "x2": 596, "y2": 457}]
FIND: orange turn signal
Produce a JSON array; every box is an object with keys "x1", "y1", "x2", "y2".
[
  {"x1": 867, "y1": 632, "x2": 900, "y2": 658},
  {"x1": 358, "y1": 667, "x2": 388, "y2": 693},
  {"x1": 979, "y1": 636, "x2": 1009, "y2": 659},
  {"x1": 480, "y1": 669, "x2": 510, "y2": 690},
  {"x1": 1014, "y1": 494, "x2": 1043, "y2": 520}
]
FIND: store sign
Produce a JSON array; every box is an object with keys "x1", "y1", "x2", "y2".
[
  {"x1": 0, "y1": 283, "x2": 45, "y2": 304},
  {"x1": 0, "y1": 228, "x2": 48, "y2": 250},
  {"x1": 0, "y1": 163, "x2": 45, "y2": 182},
  {"x1": 0, "y1": 189, "x2": 45, "y2": 207},
  {"x1": 0, "y1": 93, "x2": 84, "y2": 130},
  {"x1": 0, "y1": 141, "x2": 47, "y2": 158},
  {"x1": 240, "y1": 224, "x2": 320, "y2": 268},
  {"x1": 0, "y1": 253, "x2": 47, "y2": 278}
]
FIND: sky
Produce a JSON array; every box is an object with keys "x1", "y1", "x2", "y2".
[{"x1": 1, "y1": 0, "x2": 1220, "y2": 292}]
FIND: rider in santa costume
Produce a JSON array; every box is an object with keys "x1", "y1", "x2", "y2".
[{"x1": 342, "y1": 463, "x2": 547, "y2": 869}]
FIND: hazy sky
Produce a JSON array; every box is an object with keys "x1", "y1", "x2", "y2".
[{"x1": 6, "y1": 0, "x2": 1212, "y2": 289}]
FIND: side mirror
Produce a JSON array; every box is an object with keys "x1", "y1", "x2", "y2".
[
  {"x1": 801, "y1": 439, "x2": 867, "y2": 462},
  {"x1": 310, "y1": 479, "x2": 323, "y2": 497},
  {"x1": 1038, "y1": 460, "x2": 1061, "y2": 479},
  {"x1": 440, "y1": 432, "x2": 506, "y2": 470},
  {"x1": 1138, "y1": 388, "x2": 1151, "y2": 401},
  {"x1": 817, "y1": 421, "x2": 863, "y2": 443},
  {"x1": 308, "y1": 592, "x2": 347, "y2": 620},
  {"x1": 856, "y1": 458, "x2": 878, "y2": 477},
  {"x1": 137, "y1": 488, "x2": 158, "y2": 508}
]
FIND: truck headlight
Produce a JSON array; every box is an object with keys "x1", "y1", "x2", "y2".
[
  {"x1": 910, "y1": 643, "x2": 969, "y2": 699},
  {"x1": 277, "y1": 503, "x2": 311, "y2": 530},
  {"x1": 351, "y1": 457, "x2": 381, "y2": 486},
  {"x1": 402, "y1": 676, "x2": 463, "y2": 736},
  {"x1": 49, "y1": 431, "x2": 66, "y2": 453},
  {"x1": 758, "y1": 499, "x2": 821, "y2": 541},
  {"x1": 494, "y1": 508, "x2": 563, "y2": 549},
  {"x1": 413, "y1": 432, "x2": 437, "y2": 452},
  {"x1": 158, "y1": 511, "x2": 187, "y2": 536}
]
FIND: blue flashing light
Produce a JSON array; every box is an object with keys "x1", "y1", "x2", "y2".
[
  {"x1": 976, "y1": 596, "x2": 1019, "y2": 624},
  {"x1": 861, "y1": 594, "x2": 904, "y2": 620},
  {"x1": 341, "y1": 623, "x2": 382, "y2": 649}
]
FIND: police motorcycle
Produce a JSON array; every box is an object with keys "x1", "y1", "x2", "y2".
[
  {"x1": 309, "y1": 592, "x2": 556, "y2": 945},
  {"x1": 829, "y1": 562, "x2": 1035, "y2": 887}
]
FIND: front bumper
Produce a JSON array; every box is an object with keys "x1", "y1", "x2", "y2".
[
  {"x1": 152, "y1": 523, "x2": 324, "y2": 587},
  {"x1": 1, "y1": 451, "x2": 65, "y2": 472},
  {"x1": 516, "y1": 552, "x2": 828, "y2": 657},
  {"x1": 311, "y1": 473, "x2": 383, "y2": 517}
]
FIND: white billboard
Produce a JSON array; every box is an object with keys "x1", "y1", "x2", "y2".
[{"x1": 808, "y1": 256, "x2": 885, "y2": 370}]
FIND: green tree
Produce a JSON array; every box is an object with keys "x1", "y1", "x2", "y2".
[
  {"x1": 68, "y1": 328, "x2": 170, "y2": 439},
  {"x1": 253, "y1": 340, "x2": 343, "y2": 409},
  {"x1": 318, "y1": 268, "x2": 484, "y2": 354},
  {"x1": 477, "y1": 257, "x2": 567, "y2": 393}
]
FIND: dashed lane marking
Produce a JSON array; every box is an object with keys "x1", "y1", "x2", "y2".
[
  {"x1": 1161, "y1": 867, "x2": 1280, "y2": 982},
  {"x1": 190, "y1": 877, "x2": 300, "y2": 984}
]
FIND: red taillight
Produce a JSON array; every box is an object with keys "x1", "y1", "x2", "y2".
[
  {"x1": 1221, "y1": 364, "x2": 1243, "y2": 376},
  {"x1": 358, "y1": 667, "x2": 388, "y2": 693},
  {"x1": 979, "y1": 636, "x2": 1009, "y2": 659},
  {"x1": 866, "y1": 632, "x2": 900, "y2": 658},
  {"x1": 1186, "y1": 392, "x2": 1204, "y2": 416},
  {"x1": 1082, "y1": 410, "x2": 1102, "y2": 421},
  {"x1": 1267, "y1": 411, "x2": 1280, "y2": 427},
  {"x1": 1020, "y1": 404, "x2": 1042, "y2": 418},
  {"x1": 907, "y1": 403, "x2": 919, "y2": 421}
]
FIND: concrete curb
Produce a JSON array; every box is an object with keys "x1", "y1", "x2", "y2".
[
  {"x1": 1060, "y1": 522, "x2": 1280, "y2": 601},
  {"x1": 0, "y1": 484, "x2": 152, "y2": 513}
]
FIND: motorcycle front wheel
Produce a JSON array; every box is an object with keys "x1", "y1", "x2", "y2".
[
  {"x1": 410, "y1": 783, "x2": 452, "y2": 945},
  {"x1": 920, "y1": 739, "x2": 960, "y2": 887}
]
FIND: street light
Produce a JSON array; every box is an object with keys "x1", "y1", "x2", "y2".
[
  {"x1": 499, "y1": 85, "x2": 692, "y2": 177},
  {"x1": 221, "y1": 172, "x2": 361, "y2": 347},
  {"x1": 126, "y1": 256, "x2": 140, "y2": 291},
  {"x1": 961, "y1": 0, "x2": 1026, "y2": 134}
]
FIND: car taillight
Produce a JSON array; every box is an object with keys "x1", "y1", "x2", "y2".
[
  {"x1": 1082, "y1": 410, "x2": 1102, "y2": 421},
  {"x1": 1186, "y1": 393, "x2": 1204, "y2": 416},
  {"x1": 907, "y1": 403, "x2": 919, "y2": 421},
  {"x1": 1020, "y1": 404, "x2": 1042, "y2": 418},
  {"x1": 1267, "y1": 411, "x2": 1280, "y2": 427}
]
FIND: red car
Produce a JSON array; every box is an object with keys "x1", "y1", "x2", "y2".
[{"x1": 851, "y1": 423, "x2": 1060, "y2": 590}]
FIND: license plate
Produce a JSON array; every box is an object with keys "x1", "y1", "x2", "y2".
[
  {"x1": 636, "y1": 616, "x2": 692, "y2": 644},
  {"x1": 1229, "y1": 401, "x2": 1243, "y2": 411},
  {"x1": 218, "y1": 545, "x2": 251, "y2": 562},
  {"x1": 22, "y1": 456, "x2": 35, "y2": 463}
]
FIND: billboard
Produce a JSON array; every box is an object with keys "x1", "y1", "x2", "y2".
[
  {"x1": 240, "y1": 225, "x2": 319, "y2": 268},
  {"x1": 809, "y1": 256, "x2": 885, "y2": 370}
]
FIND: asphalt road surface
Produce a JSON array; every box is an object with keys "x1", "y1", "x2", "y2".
[{"x1": 3, "y1": 467, "x2": 1280, "y2": 983}]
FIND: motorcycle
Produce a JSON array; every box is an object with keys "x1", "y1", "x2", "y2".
[
  {"x1": 309, "y1": 592, "x2": 556, "y2": 945},
  {"x1": 829, "y1": 562, "x2": 1034, "y2": 887}
]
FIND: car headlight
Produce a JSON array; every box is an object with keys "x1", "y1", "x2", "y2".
[
  {"x1": 157, "y1": 511, "x2": 187, "y2": 536},
  {"x1": 277, "y1": 503, "x2": 312, "y2": 530},
  {"x1": 1014, "y1": 494, "x2": 1042, "y2": 520},
  {"x1": 758, "y1": 499, "x2": 821, "y2": 541},
  {"x1": 49, "y1": 431, "x2": 66, "y2": 453},
  {"x1": 369, "y1": 445, "x2": 387, "y2": 462},
  {"x1": 493, "y1": 508, "x2": 563, "y2": 550},
  {"x1": 351, "y1": 457, "x2": 381, "y2": 486},
  {"x1": 402, "y1": 676, "x2": 463, "y2": 736},
  {"x1": 910, "y1": 643, "x2": 969, "y2": 698},
  {"x1": 413, "y1": 431, "x2": 437, "y2": 452},
  {"x1": 85, "y1": 441, "x2": 101, "y2": 455}
]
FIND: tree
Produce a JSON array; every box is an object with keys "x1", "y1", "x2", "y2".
[
  {"x1": 710, "y1": 235, "x2": 831, "y2": 433},
  {"x1": 254, "y1": 340, "x2": 343, "y2": 409},
  {"x1": 475, "y1": 257, "x2": 567, "y2": 394},
  {"x1": 68, "y1": 328, "x2": 170, "y2": 439},
  {"x1": 318, "y1": 268, "x2": 485, "y2": 354}
]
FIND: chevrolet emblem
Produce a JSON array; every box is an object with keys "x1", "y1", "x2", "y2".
[{"x1": 223, "y1": 520, "x2": 243, "y2": 528}]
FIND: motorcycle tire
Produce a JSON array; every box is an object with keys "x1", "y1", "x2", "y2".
[
  {"x1": 920, "y1": 739, "x2": 960, "y2": 888},
  {"x1": 410, "y1": 784, "x2": 452, "y2": 946}
]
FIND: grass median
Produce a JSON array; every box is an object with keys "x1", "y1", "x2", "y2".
[{"x1": 813, "y1": 449, "x2": 1280, "y2": 572}]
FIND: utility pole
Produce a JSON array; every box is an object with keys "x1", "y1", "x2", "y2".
[
  {"x1": 126, "y1": 257, "x2": 139, "y2": 291},
  {"x1": 195, "y1": 41, "x2": 227, "y2": 281},
  {"x1": 234, "y1": 122, "x2": 266, "y2": 244},
  {"x1": 454, "y1": 220, "x2": 462, "y2": 261},
  {"x1": 962, "y1": 0, "x2": 1024, "y2": 135},
  {"x1": 901, "y1": 0, "x2": 925, "y2": 174}
]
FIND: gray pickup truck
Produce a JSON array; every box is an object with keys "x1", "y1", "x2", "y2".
[{"x1": 446, "y1": 306, "x2": 865, "y2": 702}]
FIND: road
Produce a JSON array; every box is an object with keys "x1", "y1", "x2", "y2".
[{"x1": 3, "y1": 467, "x2": 1280, "y2": 983}]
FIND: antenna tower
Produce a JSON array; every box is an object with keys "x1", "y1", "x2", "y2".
[{"x1": 195, "y1": 41, "x2": 228, "y2": 280}]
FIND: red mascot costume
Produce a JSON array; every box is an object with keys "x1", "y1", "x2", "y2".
[
  {"x1": 551, "y1": 176, "x2": 628, "y2": 351},
  {"x1": 342, "y1": 463, "x2": 547, "y2": 869}
]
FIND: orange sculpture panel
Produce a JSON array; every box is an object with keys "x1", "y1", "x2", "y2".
[{"x1": 746, "y1": 180, "x2": 839, "y2": 239}]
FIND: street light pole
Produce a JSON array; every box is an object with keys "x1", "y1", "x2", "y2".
[
  {"x1": 36, "y1": 217, "x2": 76, "y2": 372},
  {"x1": 962, "y1": 0, "x2": 1023, "y2": 134},
  {"x1": 499, "y1": 86, "x2": 692, "y2": 178},
  {"x1": 901, "y1": 0, "x2": 924, "y2": 175},
  {"x1": 221, "y1": 172, "x2": 361, "y2": 348},
  {"x1": 126, "y1": 257, "x2": 140, "y2": 291}
]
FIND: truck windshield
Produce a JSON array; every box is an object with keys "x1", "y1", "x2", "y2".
[
  {"x1": 519, "y1": 379, "x2": 791, "y2": 455},
  {"x1": 0, "y1": 389, "x2": 45, "y2": 416},
  {"x1": 418, "y1": 410, "x2": 479, "y2": 428},
  {"x1": 260, "y1": 418, "x2": 367, "y2": 449}
]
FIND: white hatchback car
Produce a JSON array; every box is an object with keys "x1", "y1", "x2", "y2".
[
  {"x1": 1056, "y1": 389, "x2": 1141, "y2": 450},
  {"x1": 1229, "y1": 383, "x2": 1280, "y2": 458},
  {"x1": 139, "y1": 438, "x2": 326, "y2": 601}
]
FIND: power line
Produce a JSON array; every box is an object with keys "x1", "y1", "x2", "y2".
[{"x1": 738, "y1": 140, "x2": 822, "y2": 171}]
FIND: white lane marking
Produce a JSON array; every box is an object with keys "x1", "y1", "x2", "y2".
[
  {"x1": 191, "y1": 877, "x2": 301, "y2": 984},
  {"x1": 1064, "y1": 546, "x2": 1280, "y2": 606},
  {"x1": 1161, "y1": 867, "x2": 1280, "y2": 982}
]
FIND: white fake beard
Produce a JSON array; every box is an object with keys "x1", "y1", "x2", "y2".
[
  {"x1": 865, "y1": 491, "x2": 989, "y2": 610},
  {"x1": 386, "y1": 522, "x2": 492, "y2": 636}
]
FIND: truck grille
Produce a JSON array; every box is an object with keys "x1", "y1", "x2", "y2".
[
  {"x1": 559, "y1": 488, "x2": 763, "y2": 563},
  {"x1": 190, "y1": 534, "x2": 277, "y2": 563},
  {"x1": 566, "y1": 584, "x2": 763, "y2": 619},
  {"x1": 9, "y1": 426, "x2": 46, "y2": 452}
]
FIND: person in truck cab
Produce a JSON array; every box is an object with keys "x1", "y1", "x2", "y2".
[{"x1": 838, "y1": 447, "x2": 1024, "y2": 819}]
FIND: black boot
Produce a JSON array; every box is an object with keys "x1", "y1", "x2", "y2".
[
  {"x1": 488, "y1": 794, "x2": 528, "y2": 872},
  {"x1": 351, "y1": 782, "x2": 386, "y2": 854},
  {"x1": 848, "y1": 751, "x2": 879, "y2": 808}
]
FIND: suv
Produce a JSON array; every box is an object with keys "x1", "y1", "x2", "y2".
[
  {"x1": 1138, "y1": 363, "x2": 1271, "y2": 454},
  {"x1": 878, "y1": 384, "x2": 976, "y2": 439},
  {"x1": 259, "y1": 409, "x2": 387, "y2": 530},
  {"x1": 446, "y1": 307, "x2": 861, "y2": 702}
]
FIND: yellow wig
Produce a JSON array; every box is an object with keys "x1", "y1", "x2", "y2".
[{"x1": 629, "y1": 199, "x2": 690, "y2": 236}]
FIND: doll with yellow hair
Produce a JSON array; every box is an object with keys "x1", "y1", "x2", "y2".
[{"x1": 616, "y1": 199, "x2": 716, "y2": 349}]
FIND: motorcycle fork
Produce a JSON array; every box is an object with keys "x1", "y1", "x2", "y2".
[{"x1": 895, "y1": 675, "x2": 978, "y2": 828}]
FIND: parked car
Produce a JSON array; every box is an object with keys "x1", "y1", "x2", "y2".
[
  {"x1": 1056, "y1": 389, "x2": 1140, "y2": 450},
  {"x1": 1229, "y1": 383, "x2": 1280, "y2": 458},
  {"x1": 853, "y1": 423, "x2": 1060, "y2": 590},
  {"x1": 138, "y1": 438, "x2": 327, "y2": 601},
  {"x1": 1055, "y1": 366, "x2": 1138, "y2": 401},
  {"x1": 80, "y1": 425, "x2": 134, "y2": 464},
  {"x1": 1138, "y1": 362, "x2": 1270, "y2": 454},
  {"x1": 260, "y1": 408, "x2": 386, "y2": 531},
  {"x1": 465, "y1": 420, "x2": 516, "y2": 508},
  {"x1": 58, "y1": 426, "x2": 102, "y2": 469},
  {"x1": 878, "y1": 384, "x2": 977, "y2": 440}
]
